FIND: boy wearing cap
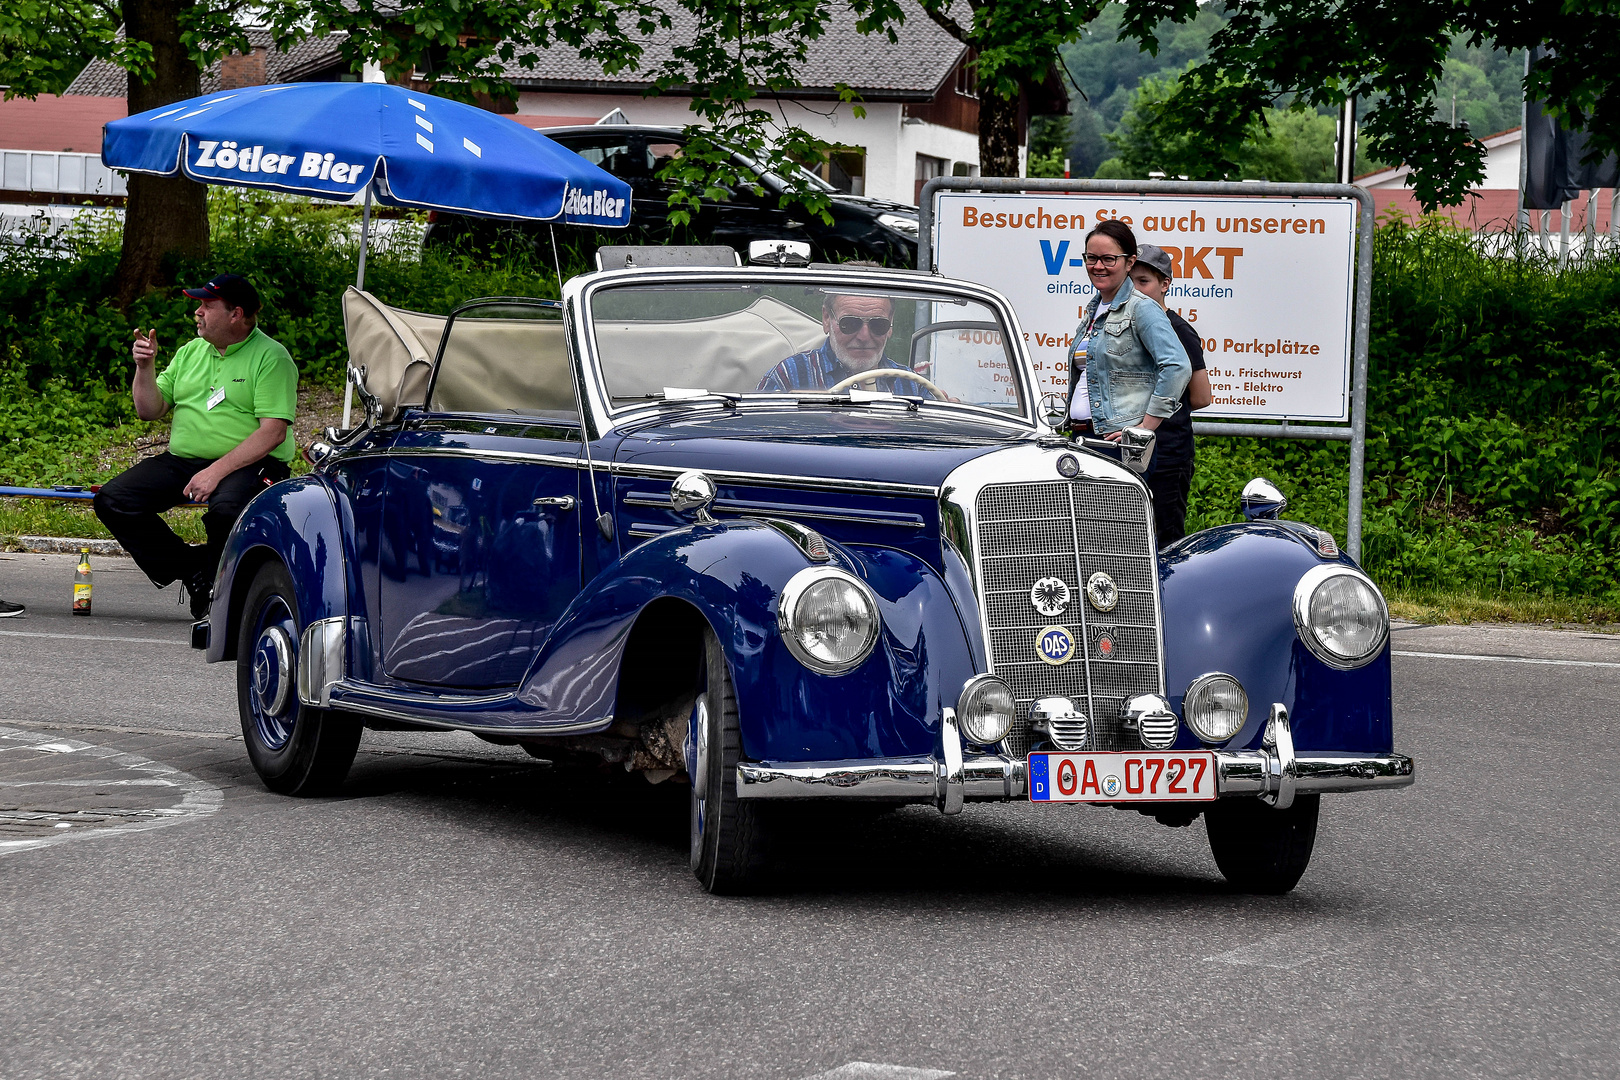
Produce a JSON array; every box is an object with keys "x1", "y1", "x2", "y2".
[
  {"x1": 94, "y1": 274, "x2": 298, "y2": 618},
  {"x1": 1128, "y1": 245, "x2": 1212, "y2": 546}
]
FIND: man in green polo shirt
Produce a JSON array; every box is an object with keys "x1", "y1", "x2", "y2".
[{"x1": 94, "y1": 274, "x2": 298, "y2": 618}]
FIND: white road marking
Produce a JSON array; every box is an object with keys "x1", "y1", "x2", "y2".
[
  {"x1": 1205, "y1": 934, "x2": 1338, "y2": 970},
  {"x1": 0, "y1": 727, "x2": 222, "y2": 855},
  {"x1": 1393, "y1": 649, "x2": 1620, "y2": 670},
  {"x1": 805, "y1": 1066, "x2": 954, "y2": 1080},
  {"x1": 0, "y1": 629, "x2": 183, "y2": 645}
]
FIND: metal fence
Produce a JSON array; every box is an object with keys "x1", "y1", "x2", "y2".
[
  {"x1": 918, "y1": 176, "x2": 1374, "y2": 563},
  {"x1": 1, "y1": 150, "x2": 127, "y2": 197}
]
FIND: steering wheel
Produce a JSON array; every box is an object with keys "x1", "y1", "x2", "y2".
[{"x1": 825, "y1": 367, "x2": 947, "y2": 398}]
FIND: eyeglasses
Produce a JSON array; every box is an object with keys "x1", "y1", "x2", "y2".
[
  {"x1": 836, "y1": 316, "x2": 893, "y2": 337},
  {"x1": 1081, "y1": 253, "x2": 1130, "y2": 267}
]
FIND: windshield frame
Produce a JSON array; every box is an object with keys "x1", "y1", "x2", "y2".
[{"x1": 568, "y1": 266, "x2": 1038, "y2": 436}]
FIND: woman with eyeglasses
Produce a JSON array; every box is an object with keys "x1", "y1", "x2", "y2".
[{"x1": 1066, "y1": 220, "x2": 1192, "y2": 541}]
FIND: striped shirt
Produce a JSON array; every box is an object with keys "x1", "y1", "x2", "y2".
[{"x1": 755, "y1": 339, "x2": 929, "y2": 396}]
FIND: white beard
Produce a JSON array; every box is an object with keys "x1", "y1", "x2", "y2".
[{"x1": 829, "y1": 334, "x2": 887, "y2": 372}]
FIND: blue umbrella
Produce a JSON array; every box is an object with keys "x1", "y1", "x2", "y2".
[
  {"x1": 102, "y1": 81, "x2": 632, "y2": 424},
  {"x1": 102, "y1": 82, "x2": 631, "y2": 228}
]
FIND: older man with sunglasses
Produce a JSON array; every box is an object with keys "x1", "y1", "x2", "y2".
[{"x1": 756, "y1": 293, "x2": 931, "y2": 396}]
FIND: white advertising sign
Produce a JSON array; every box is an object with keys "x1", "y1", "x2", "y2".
[{"x1": 933, "y1": 193, "x2": 1357, "y2": 421}]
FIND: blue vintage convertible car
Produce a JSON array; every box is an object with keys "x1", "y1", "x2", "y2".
[{"x1": 197, "y1": 259, "x2": 1412, "y2": 893}]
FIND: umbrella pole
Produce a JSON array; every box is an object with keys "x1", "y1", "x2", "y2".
[{"x1": 343, "y1": 183, "x2": 375, "y2": 429}]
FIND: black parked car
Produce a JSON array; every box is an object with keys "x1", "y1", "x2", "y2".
[{"x1": 422, "y1": 125, "x2": 920, "y2": 267}]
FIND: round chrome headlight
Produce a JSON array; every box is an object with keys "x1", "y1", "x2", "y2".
[
  {"x1": 1292, "y1": 564, "x2": 1389, "y2": 669},
  {"x1": 1183, "y1": 673, "x2": 1248, "y2": 744},
  {"x1": 777, "y1": 567, "x2": 880, "y2": 675},
  {"x1": 957, "y1": 675, "x2": 1015, "y2": 745}
]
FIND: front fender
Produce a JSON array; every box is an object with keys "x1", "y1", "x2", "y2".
[
  {"x1": 516, "y1": 521, "x2": 978, "y2": 762},
  {"x1": 1160, "y1": 523, "x2": 1393, "y2": 754},
  {"x1": 205, "y1": 475, "x2": 356, "y2": 663}
]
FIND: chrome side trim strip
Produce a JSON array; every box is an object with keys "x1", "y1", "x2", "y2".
[
  {"x1": 624, "y1": 491, "x2": 927, "y2": 528},
  {"x1": 612, "y1": 460, "x2": 940, "y2": 497},
  {"x1": 337, "y1": 446, "x2": 582, "y2": 469}
]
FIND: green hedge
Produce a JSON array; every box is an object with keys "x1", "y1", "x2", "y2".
[{"x1": 2, "y1": 199, "x2": 1616, "y2": 602}]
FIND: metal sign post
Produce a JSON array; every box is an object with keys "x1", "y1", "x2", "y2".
[{"x1": 918, "y1": 177, "x2": 1374, "y2": 564}]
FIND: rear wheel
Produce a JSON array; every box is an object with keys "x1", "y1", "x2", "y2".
[
  {"x1": 688, "y1": 625, "x2": 770, "y2": 893},
  {"x1": 237, "y1": 562, "x2": 362, "y2": 796},
  {"x1": 1205, "y1": 794, "x2": 1320, "y2": 894}
]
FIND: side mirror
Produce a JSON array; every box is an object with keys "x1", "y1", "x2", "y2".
[
  {"x1": 1117, "y1": 426, "x2": 1155, "y2": 475},
  {"x1": 1038, "y1": 392, "x2": 1067, "y2": 430},
  {"x1": 671, "y1": 470, "x2": 719, "y2": 524},
  {"x1": 1240, "y1": 477, "x2": 1288, "y2": 520}
]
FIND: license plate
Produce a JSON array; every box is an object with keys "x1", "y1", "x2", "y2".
[{"x1": 1028, "y1": 752, "x2": 1217, "y2": 802}]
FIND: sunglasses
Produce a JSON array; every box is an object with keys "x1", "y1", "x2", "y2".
[{"x1": 836, "y1": 316, "x2": 893, "y2": 337}]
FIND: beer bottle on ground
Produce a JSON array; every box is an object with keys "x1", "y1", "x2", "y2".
[{"x1": 73, "y1": 548, "x2": 93, "y2": 616}]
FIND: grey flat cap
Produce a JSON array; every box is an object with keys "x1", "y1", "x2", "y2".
[{"x1": 1136, "y1": 244, "x2": 1173, "y2": 281}]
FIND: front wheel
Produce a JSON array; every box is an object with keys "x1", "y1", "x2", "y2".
[
  {"x1": 1205, "y1": 794, "x2": 1320, "y2": 894},
  {"x1": 688, "y1": 625, "x2": 770, "y2": 894},
  {"x1": 237, "y1": 562, "x2": 362, "y2": 796}
]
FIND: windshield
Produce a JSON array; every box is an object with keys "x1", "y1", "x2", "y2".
[{"x1": 587, "y1": 280, "x2": 1026, "y2": 416}]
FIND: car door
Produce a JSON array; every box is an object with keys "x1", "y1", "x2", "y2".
[{"x1": 377, "y1": 300, "x2": 585, "y2": 690}]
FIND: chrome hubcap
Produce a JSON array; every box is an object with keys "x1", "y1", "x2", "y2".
[{"x1": 252, "y1": 626, "x2": 293, "y2": 716}]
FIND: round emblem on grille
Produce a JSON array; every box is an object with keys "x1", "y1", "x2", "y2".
[
  {"x1": 1101, "y1": 774, "x2": 1122, "y2": 797},
  {"x1": 1095, "y1": 632, "x2": 1116, "y2": 659},
  {"x1": 1056, "y1": 453, "x2": 1080, "y2": 479},
  {"x1": 1086, "y1": 571, "x2": 1119, "y2": 613},
  {"x1": 1030, "y1": 577, "x2": 1071, "y2": 617},
  {"x1": 1036, "y1": 625, "x2": 1075, "y2": 666}
]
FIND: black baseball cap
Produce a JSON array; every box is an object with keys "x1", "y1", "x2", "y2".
[{"x1": 182, "y1": 273, "x2": 261, "y2": 316}]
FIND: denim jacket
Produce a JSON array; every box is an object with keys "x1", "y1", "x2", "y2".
[{"x1": 1068, "y1": 278, "x2": 1191, "y2": 435}]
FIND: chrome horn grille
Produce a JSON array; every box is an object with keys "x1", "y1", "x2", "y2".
[{"x1": 1030, "y1": 697, "x2": 1088, "y2": 751}]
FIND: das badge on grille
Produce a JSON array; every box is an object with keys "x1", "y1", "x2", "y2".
[
  {"x1": 1036, "y1": 625, "x2": 1076, "y2": 665},
  {"x1": 1030, "y1": 577, "x2": 1071, "y2": 617},
  {"x1": 1086, "y1": 571, "x2": 1119, "y2": 612}
]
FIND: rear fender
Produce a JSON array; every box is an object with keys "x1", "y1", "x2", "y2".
[{"x1": 206, "y1": 476, "x2": 357, "y2": 663}]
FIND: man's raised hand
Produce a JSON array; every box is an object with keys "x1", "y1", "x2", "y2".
[{"x1": 132, "y1": 328, "x2": 158, "y2": 366}]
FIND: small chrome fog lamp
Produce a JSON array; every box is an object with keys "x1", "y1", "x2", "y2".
[
  {"x1": 777, "y1": 567, "x2": 880, "y2": 675},
  {"x1": 957, "y1": 675, "x2": 1015, "y2": 745},
  {"x1": 1292, "y1": 564, "x2": 1389, "y2": 669},
  {"x1": 1183, "y1": 673, "x2": 1248, "y2": 744}
]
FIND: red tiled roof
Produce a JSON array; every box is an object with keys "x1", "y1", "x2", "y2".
[{"x1": 0, "y1": 95, "x2": 127, "y2": 153}]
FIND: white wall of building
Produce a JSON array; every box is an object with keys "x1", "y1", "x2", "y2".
[
  {"x1": 1360, "y1": 128, "x2": 1521, "y2": 190},
  {"x1": 514, "y1": 91, "x2": 980, "y2": 205}
]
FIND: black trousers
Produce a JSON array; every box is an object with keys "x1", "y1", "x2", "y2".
[
  {"x1": 1146, "y1": 458, "x2": 1194, "y2": 548},
  {"x1": 93, "y1": 452, "x2": 290, "y2": 587}
]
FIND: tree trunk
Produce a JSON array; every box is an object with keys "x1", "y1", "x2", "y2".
[
  {"x1": 978, "y1": 88, "x2": 1021, "y2": 178},
  {"x1": 114, "y1": 0, "x2": 208, "y2": 307}
]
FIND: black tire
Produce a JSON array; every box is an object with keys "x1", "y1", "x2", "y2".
[
  {"x1": 237, "y1": 562, "x2": 362, "y2": 796},
  {"x1": 689, "y1": 625, "x2": 770, "y2": 894},
  {"x1": 1205, "y1": 794, "x2": 1320, "y2": 894}
]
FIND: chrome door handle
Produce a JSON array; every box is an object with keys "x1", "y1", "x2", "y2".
[{"x1": 532, "y1": 496, "x2": 577, "y2": 511}]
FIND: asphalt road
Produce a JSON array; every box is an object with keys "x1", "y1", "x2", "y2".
[{"x1": 3, "y1": 551, "x2": 1618, "y2": 1080}]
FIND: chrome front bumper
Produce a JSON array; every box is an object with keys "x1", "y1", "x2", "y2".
[{"x1": 735, "y1": 705, "x2": 1414, "y2": 814}]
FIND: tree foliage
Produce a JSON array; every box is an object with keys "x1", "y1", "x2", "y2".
[{"x1": 1113, "y1": 0, "x2": 1620, "y2": 209}]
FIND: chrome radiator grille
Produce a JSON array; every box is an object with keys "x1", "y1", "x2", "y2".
[{"x1": 975, "y1": 480, "x2": 1163, "y2": 756}]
